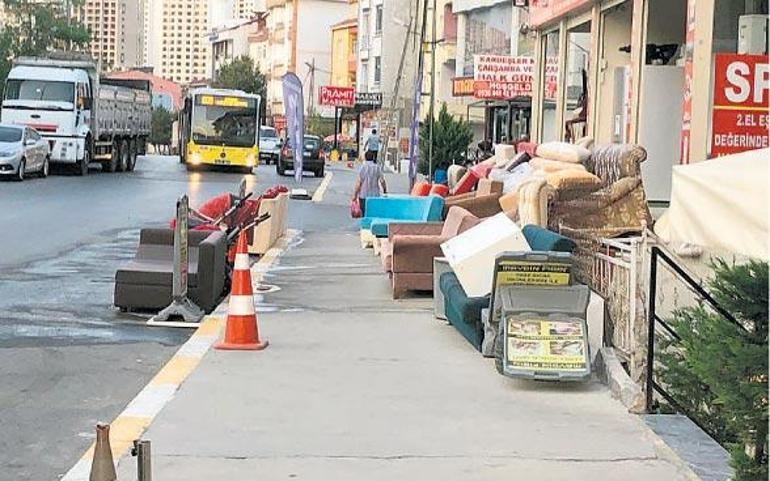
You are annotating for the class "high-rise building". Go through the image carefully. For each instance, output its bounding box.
[74,0,145,70]
[144,0,211,85]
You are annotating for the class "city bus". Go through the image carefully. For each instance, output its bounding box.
[178,88,261,172]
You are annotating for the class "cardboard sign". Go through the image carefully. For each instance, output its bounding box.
[319,86,355,108]
[505,317,587,372]
[711,54,770,157]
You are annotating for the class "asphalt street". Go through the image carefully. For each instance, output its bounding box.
[0,155,328,481]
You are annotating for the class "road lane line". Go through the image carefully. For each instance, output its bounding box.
[312,171,333,203]
[60,231,296,481]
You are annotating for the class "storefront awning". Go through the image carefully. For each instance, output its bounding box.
[654,149,770,260]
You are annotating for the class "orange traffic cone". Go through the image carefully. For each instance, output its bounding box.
[215,231,268,350]
[89,424,116,481]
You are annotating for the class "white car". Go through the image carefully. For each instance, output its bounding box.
[258,126,281,165]
[0,124,50,181]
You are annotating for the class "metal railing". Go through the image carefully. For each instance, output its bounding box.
[645,245,747,439]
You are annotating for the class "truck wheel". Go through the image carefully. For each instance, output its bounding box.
[105,140,120,172]
[125,140,137,171]
[77,148,90,176]
[119,140,130,172]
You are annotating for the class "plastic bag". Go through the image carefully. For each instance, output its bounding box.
[350,198,363,218]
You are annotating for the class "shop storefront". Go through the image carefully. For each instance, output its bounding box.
[526,0,769,203]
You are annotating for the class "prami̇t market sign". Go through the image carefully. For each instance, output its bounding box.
[711,54,769,157]
[473,55,534,100]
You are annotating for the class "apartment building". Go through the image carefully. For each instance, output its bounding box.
[209,14,267,80]
[74,0,145,70]
[144,0,211,85]
[264,0,349,117]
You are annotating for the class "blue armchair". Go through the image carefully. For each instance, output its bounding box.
[361,196,445,238]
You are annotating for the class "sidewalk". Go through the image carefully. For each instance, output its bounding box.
[111,219,691,480]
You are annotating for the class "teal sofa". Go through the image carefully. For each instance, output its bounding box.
[439,225,577,352]
[361,196,445,238]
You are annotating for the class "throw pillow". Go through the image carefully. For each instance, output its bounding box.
[530,157,588,173]
[545,170,602,190]
[535,141,591,163]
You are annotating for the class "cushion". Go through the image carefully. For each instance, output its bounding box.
[545,170,602,190]
[517,141,538,157]
[429,184,450,197]
[521,224,576,252]
[530,157,588,173]
[453,170,479,195]
[471,163,493,179]
[535,141,591,163]
[575,136,594,149]
[411,181,432,196]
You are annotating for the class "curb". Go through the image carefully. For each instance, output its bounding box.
[635,416,703,481]
[59,230,299,481]
[594,346,645,413]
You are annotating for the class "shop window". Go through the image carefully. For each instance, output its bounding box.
[540,30,560,143]
[564,21,591,142]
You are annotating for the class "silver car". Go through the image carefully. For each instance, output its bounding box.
[0,124,50,181]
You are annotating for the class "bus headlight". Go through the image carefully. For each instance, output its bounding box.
[246,153,256,166]
[190,152,202,165]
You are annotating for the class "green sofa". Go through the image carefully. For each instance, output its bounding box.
[439,225,577,352]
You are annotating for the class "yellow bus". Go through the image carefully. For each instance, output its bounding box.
[178,88,261,172]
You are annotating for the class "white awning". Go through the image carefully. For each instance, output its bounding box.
[655,149,770,260]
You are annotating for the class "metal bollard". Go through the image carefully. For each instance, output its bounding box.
[131,439,152,481]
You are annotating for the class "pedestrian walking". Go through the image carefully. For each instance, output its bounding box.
[351,153,387,218]
[363,128,381,161]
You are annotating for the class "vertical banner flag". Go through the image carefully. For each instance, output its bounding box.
[282,73,305,183]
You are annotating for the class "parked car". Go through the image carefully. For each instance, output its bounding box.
[259,125,281,165]
[277,134,325,177]
[0,124,50,181]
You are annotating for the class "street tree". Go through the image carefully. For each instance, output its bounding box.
[0,0,91,94]
[150,107,174,154]
[418,103,473,176]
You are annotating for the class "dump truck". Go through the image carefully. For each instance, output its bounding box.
[1,52,151,175]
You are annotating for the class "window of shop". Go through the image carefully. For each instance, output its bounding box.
[539,30,560,142]
[563,21,591,142]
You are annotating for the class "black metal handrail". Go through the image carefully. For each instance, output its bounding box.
[645,245,749,440]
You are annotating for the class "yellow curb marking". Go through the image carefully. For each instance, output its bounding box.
[195,315,223,336]
[312,171,333,203]
[149,356,202,386]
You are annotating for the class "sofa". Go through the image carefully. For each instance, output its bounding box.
[382,206,480,299]
[114,228,227,313]
[442,179,503,218]
[249,192,288,255]
[360,195,445,244]
[439,225,576,351]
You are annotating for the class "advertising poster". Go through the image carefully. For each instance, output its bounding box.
[506,317,587,372]
[495,261,571,287]
[282,73,305,183]
[710,53,770,157]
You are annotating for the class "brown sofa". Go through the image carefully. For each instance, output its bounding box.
[443,179,503,218]
[382,206,481,299]
[114,228,227,313]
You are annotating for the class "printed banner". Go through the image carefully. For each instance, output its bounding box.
[710,53,770,157]
[282,73,305,183]
[473,55,534,99]
[679,0,696,164]
[319,86,355,108]
[506,317,587,371]
[495,261,571,287]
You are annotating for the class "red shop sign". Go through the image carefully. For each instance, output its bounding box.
[710,54,770,157]
[319,86,355,108]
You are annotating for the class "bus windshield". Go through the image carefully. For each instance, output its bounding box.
[191,95,257,147]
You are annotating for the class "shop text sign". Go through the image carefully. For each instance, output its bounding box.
[319,86,355,108]
[473,55,534,100]
[452,77,475,97]
[711,54,770,157]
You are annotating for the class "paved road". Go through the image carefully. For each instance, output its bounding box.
[0,156,325,481]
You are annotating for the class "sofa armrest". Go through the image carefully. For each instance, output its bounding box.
[446,193,502,219]
[197,231,227,312]
[387,222,443,241]
[392,235,446,273]
[140,228,174,246]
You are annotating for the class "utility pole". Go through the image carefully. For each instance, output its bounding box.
[427,0,437,181]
